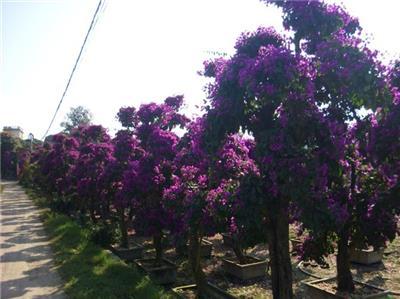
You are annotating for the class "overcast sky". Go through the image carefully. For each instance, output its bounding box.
[1,0,399,139]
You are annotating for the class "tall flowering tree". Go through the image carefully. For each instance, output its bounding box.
[212,134,265,263]
[70,125,113,222]
[37,133,80,211]
[201,24,338,297]
[121,96,188,264]
[100,107,143,247]
[263,0,394,293]
[164,118,260,297]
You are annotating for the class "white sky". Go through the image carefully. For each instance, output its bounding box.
[1,0,399,139]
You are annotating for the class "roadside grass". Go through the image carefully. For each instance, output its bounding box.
[26,188,176,299]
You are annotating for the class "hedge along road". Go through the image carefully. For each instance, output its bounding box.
[0,181,66,299]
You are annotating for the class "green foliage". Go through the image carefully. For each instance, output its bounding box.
[60,106,92,133]
[28,198,176,299]
[89,222,120,248]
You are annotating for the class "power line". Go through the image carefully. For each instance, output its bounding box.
[41,0,104,140]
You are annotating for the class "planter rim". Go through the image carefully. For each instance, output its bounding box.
[201,239,212,245]
[350,247,385,253]
[172,282,237,299]
[222,256,268,268]
[304,277,391,298]
[135,257,177,269]
[111,241,144,251]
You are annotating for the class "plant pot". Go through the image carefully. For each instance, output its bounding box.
[349,247,384,265]
[223,256,268,280]
[303,277,391,299]
[290,238,302,252]
[175,239,213,258]
[134,257,177,285]
[221,233,234,247]
[173,282,237,299]
[110,242,144,262]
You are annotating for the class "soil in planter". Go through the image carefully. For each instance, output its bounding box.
[173,284,237,299]
[160,230,400,298]
[311,278,389,298]
[301,236,400,296]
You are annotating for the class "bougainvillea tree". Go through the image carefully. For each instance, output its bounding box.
[211,134,267,264]
[163,118,212,295]
[262,0,394,294]
[121,96,188,264]
[164,117,261,297]
[99,107,143,247]
[37,133,80,211]
[70,125,113,222]
[201,22,342,296]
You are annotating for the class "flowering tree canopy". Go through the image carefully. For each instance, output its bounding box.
[121,96,188,263]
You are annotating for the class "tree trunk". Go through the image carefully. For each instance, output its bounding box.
[118,208,128,248]
[189,231,207,299]
[336,161,355,292]
[231,239,247,264]
[153,230,163,266]
[267,207,293,299]
[90,209,97,223]
[336,229,354,292]
[102,198,110,221]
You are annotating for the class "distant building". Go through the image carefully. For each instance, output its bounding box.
[2,126,23,139]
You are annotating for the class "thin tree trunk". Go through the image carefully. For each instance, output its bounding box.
[102,198,110,221]
[153,231,163,266]
[118,208,128,248]
[267,207,293,299]
[337,229,355,292]
[89,198,97,223]
[189,231,207,299]
[336,161,356,292]
[232,239,247,264]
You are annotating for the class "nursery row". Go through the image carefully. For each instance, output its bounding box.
[17,1,399,298]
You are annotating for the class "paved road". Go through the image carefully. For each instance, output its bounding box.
[0,181,66,299]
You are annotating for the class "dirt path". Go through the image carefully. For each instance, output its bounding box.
[0,181,66,299]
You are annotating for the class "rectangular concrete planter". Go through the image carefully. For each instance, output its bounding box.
[223,256,268,280]
[350,247,384,265]
[173,282,237,299]
[303,277,390,299]
[110,242,144,262]
[134,257,177,285]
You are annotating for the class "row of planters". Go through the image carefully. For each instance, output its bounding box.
[19,0,400,298]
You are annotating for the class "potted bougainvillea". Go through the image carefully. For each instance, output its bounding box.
[70,125,113,223]
[37,133,80,214]
[165,118,242,298]
[201,21,341,297]
[263,1,397,297]
[102,108,145,260]
[211,134,269,280]
[121,96,188,284]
